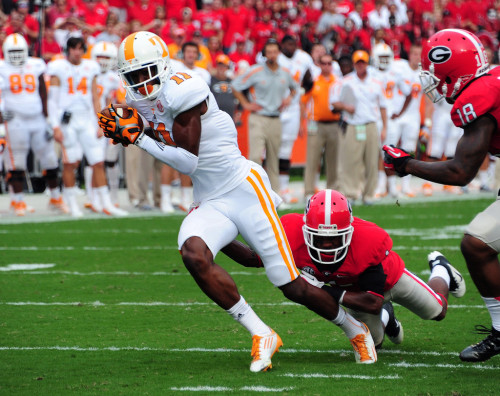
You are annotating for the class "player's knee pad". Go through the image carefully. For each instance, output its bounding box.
[279,159,291,173]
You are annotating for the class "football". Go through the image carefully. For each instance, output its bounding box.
[100,104,143,129]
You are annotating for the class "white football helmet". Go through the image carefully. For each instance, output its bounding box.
[117,31,171,101]
[92,41,118,73]
[303,189,354,266]
[371,43,394,71]
[3,33,28,67]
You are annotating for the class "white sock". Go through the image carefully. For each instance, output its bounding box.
[388,175,397,194]
[479,170,489,187]
[332,307,367,339]
[401,175,411,192]
[376,170,387,192]
[482,296,500,331]
[84,166,93,201]
[14,192,23,202]
[91,188,103,212]
[63,186,78,211]
[161,184,172,200]
[106,165,120,205]
[280,174,290,193]
[49,187,61,200]
[226,296,270,337]
[181,186,192,204]
[429,264,450,287]
[381,308,389,328]
[96,185,114,210]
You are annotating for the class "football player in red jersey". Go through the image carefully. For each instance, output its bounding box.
[222,189,465,351]
[383,28,500,362]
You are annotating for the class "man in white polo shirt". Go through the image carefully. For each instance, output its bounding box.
[331,50,387,205]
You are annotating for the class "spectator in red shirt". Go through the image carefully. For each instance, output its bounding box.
[108,0,128,23]
[463,0,494,30]
[195,0,224,43]
[5,2,38,46]
[127,0,156,26]
[39,26,63,62]
[143,5,169,36]
[250,9,275,55]
[228,33,254,70]
[207,35,224,69]
[222,0,253,51]
[47,0,74,28]
[79,0,109,34]
[164,0,197,21]
[177,7,200,41]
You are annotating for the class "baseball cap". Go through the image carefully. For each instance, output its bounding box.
[352,50,369,63]
[216,54,230,66]
[234,33,246,44]
[173,28,185,37]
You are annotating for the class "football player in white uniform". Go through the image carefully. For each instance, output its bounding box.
[48,37,126,217]
[92,41,123,207]
[0,33,65,216]
[370,43,413,198]
[278,35,315,204]
[98,31,377,371]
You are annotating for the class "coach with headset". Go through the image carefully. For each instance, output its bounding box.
[232,39,298,194]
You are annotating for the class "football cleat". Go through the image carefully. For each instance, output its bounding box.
[383,302,404,344]
[161,196,175,213]
[422,182,433,196]
[349,322,377,364]
[102,205,128,217]
[49,197,70,214]
[11,201,26,216]
[281,189,298,204]
[428,251,466,298]
[250,329,283,372]
[460,325,500,362]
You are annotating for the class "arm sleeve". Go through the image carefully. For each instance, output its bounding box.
[357,264,387,296]
[48,85,62,128]
[135,134,198,175]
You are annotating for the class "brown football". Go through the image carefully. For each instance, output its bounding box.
[100,104,143,129]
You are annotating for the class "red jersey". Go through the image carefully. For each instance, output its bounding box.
[281,213,405,293]
[451,66,500,156]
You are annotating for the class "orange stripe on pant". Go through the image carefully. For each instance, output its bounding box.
[4,122,15,170]
[246,168,299,281]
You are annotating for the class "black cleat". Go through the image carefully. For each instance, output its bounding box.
[383,302,404,344]
[460,325,500,362]
[428,251,466,298]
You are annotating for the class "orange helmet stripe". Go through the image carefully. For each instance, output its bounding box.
[103,42,107,51]
[123,33,138,61]
[13,34,18,45]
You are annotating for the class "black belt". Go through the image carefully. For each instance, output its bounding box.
[260,114,280,118]
[317,120,339,124]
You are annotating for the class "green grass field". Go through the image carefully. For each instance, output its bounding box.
[1,197,499,395]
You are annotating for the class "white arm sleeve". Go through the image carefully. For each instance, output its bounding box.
[135,134,198,175]
[48,85,62,128]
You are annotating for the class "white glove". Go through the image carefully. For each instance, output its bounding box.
[300,272,325,288]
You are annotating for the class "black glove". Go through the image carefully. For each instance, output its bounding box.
[382,144,412,177]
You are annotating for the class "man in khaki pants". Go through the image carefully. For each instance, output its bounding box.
[301,53,342,201]
[331,50,387,205]
[232,39,297,193]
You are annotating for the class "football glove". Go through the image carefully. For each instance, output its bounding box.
[382,145,412,177]
[97,104,142,147]
[300,272,325,288]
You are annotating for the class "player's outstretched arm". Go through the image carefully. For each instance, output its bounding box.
[404,116,494,186]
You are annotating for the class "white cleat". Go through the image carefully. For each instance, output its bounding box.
[160,199,175,214]
[428,251,466,298]
[249,329,283,372]
[70,206,83,218]
[350,322,377,364]
[103,205,128,217]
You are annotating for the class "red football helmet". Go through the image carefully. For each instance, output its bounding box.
[420,29,489,103]
[303,190,354,265]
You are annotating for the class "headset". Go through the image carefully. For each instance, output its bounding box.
[65,36,87,56]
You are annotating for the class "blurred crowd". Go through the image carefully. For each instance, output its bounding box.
[1,0,500,217]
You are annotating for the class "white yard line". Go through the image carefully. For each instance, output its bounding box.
[388,362,499,370]
[170,386,294,392]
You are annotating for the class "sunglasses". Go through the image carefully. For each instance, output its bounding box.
[320,61,332,65]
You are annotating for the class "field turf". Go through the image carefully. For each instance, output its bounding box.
[1,197,499,395]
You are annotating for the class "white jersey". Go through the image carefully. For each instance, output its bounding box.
[170,59,211,85]
[47,58,100,113]
[96,70,121,108]
[399,63,423,119]
[371,60,411,117]
[0,57,46,116]
[278,49,314,109]
[127,70,251,203]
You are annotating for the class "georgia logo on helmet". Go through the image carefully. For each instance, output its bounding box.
[371,43,394,72]
[117,31,171,101]
[302,189,354,266]
[419,28,489,103]
[92,41,118,73]
[3,33,28,67]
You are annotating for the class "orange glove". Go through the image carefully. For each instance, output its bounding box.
[97,104,142,146]
[0,137,5,154]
